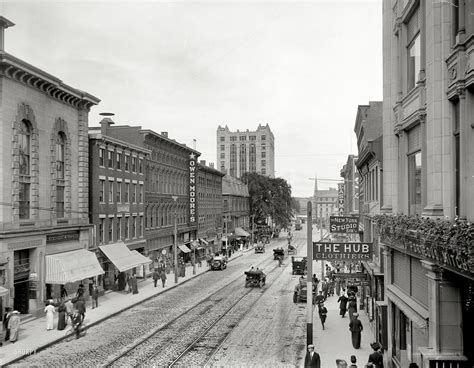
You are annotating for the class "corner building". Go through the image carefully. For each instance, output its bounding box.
[216,124,275,178]
[0,17,102,316]
[382,1,473,366]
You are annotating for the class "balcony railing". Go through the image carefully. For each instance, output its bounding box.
[374,214,473,278]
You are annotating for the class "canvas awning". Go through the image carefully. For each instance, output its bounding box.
[387,286,428,329]
[46,249,104,284]
[99,242,152,272]
[235,227,250,237]
[178,244,191,253]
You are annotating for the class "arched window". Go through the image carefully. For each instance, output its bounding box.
[56,132,66,179]
[19,120,31,176]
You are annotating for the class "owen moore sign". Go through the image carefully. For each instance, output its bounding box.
[189,152,197,225]
[329,216,359,234]
[313,242,373,261]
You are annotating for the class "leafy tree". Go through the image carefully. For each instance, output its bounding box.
[241,173,296,230]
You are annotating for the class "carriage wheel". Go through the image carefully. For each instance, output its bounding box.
[293,293,297,303]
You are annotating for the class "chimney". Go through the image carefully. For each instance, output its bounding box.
[99,112,115,135]
[209,163,214,169]
[0,17,15,52]
[200,160,206,166]
[161,132,168,138]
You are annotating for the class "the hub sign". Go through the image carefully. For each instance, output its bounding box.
[329,216,359,234]
[313,242,373,261]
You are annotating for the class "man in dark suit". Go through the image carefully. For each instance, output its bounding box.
[349,313,364,349]
[304,344,321,368]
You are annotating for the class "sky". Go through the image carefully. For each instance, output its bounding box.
[1,0,382,197]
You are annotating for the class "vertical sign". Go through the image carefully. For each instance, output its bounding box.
[189,153,197,224]
[338,183,344,215]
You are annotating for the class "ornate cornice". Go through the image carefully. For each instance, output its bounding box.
[0,52,100,110]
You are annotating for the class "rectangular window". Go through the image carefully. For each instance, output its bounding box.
[132,183,137,203]
[99,148,105,167]
[131,157,137,172]
[116,217,121,240]
[249,135,256,141]
[125,216,129,239]
[407,34,420,91]
[116,152,122,170]
[56,186,65,218]
[125,155,130,171]
[99,218,104,244]
[408,151,422,215]
[261,168,266,175]
[220,152,225,159]
[138,159,143,174]
[109,181,114,203]
[108,218,113,242]
[139,184,144,203]
[99,180,105,202]
[108,151,113,168]
[261,160,266,167]
[140,216,144,236]
[261,135,266,141]
[220,145,225,151]
[239,136,246,141]
[220,136,225,142]
[125,183,130,203]
[116,182,122,202]
[230,136,237,142]
[132,216,136,238]
[261,151,266,158]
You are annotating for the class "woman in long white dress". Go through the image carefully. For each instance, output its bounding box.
[44,300,55,330]
[8,311,21,342]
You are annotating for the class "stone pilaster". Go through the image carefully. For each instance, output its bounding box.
[77,106,90,222]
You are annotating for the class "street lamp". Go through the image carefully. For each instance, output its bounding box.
[172,195,178,284]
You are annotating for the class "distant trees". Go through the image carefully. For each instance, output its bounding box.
[241,173,297,230]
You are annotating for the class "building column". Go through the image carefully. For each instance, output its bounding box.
[382,244,393,362]
[420,260,466,362]
[397,130,408,213]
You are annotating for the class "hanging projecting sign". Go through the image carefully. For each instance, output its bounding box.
[312,242,373,261]
[329,216,359,234]
[338,183,344,215]
[189,152,197,225]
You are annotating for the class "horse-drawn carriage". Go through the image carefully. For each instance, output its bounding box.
[244,270,266,288]
[291,256,307,275]
[273,247,285,260]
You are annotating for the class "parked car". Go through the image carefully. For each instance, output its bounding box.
[291,256,307,275]
[293,278,316,303]
[210,256,228,270]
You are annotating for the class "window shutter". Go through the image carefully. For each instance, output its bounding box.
[393,251,410,293]
[407,124,421,152]
[411,258,428,306]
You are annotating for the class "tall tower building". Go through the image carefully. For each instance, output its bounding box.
[216,124,275,178]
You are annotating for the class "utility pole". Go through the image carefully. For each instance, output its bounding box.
[172,196,178,284]
[306,201,313,346]
[320,207,325,281]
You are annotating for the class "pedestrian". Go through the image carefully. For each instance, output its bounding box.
[349,313,363,349]
[71,309,83,339]
[304,344,321,368]
[57,301,66,331]
[368,342,384,368]
[348,296,357,320]
[91,284,99,309]
[315,290,325,306]
[3,307,11,342]
[60,285,68,300]
[336,359,348,368]
[335,278,341,296]
[127,273,132,293]
[131,274,138,294]
[160,269,167,287]
[64,297,74,324]
[75,283,84,299]
[152,269,159,287]
[318,303,328,330]
[349,355,357,368]
[322,279,329,299]
[8,311,20,343]
[338,293,349,318]
[44,300,55,330]
[75,295,86,322]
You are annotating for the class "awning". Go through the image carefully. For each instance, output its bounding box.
[99,242,152,272]
[199,239,209,245]
[46,249,104,284]
[235,227,250,237]
[178,244,191,253]
[0,286,9,297]
[387,286,428,329]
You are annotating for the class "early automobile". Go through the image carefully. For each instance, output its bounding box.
[273,247,285,260]
[293,278,317,303]
[291,256,307,275]
[244,270,266,288]
[287,244,297,255]
[210,256,228,270]
[255,242,265,253]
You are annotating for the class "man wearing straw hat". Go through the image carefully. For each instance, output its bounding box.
[304,344,321,368]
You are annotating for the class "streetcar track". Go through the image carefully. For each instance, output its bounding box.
[102,248,283,368]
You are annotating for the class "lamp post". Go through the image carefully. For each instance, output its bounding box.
[192,241,196,275]
[172,195,178,284]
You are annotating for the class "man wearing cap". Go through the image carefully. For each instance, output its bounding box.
[349,312,363,349]
[304,344,321,368]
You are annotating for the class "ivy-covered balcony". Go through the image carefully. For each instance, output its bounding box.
[373,214,473,278]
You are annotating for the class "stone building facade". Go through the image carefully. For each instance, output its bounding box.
[381,1,473,366]
[216,124,275,178]
[0,17,101,316]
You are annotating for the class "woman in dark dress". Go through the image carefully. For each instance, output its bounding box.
[57,302,67,330]
[368,342,384,368]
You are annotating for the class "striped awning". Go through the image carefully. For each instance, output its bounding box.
[99,242,152,272]
[235,227,250,237]
[46,249,104,284]
[178,244,191,253]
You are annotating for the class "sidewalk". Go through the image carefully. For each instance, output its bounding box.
[0,247,252,366]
